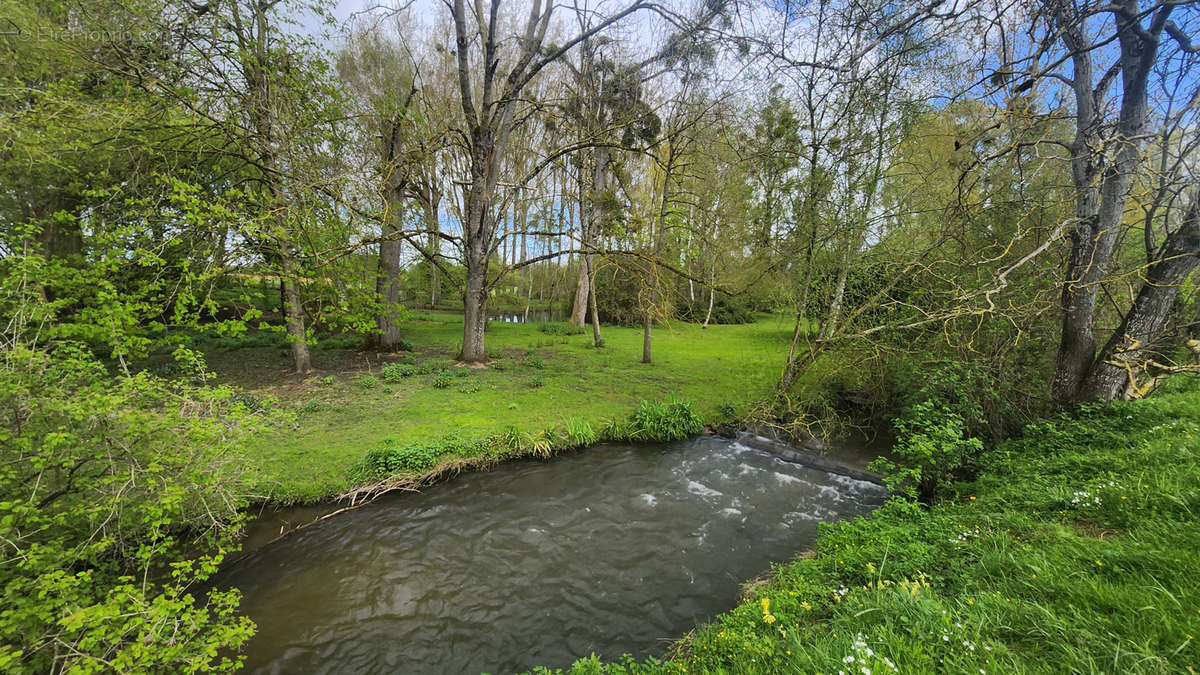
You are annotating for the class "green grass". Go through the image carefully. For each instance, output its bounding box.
[527,391,1200,674]
[209,313,794,501]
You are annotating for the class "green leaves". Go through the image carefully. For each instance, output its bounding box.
[872,400,983,500]
[0,346,261,671]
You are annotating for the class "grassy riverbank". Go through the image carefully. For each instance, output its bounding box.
[530,390,1200,674]
[204,312,795,501]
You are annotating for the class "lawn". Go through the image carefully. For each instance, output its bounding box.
[204,312,796,501]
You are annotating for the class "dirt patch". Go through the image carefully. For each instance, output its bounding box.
[1072,519,1119,540]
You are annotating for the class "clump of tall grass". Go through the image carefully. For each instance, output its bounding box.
[559,418,598,448]
[627,395,704,442]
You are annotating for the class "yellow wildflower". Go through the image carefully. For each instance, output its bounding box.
[764,614,777,624]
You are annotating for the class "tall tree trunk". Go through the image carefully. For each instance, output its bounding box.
[375,234,405,350]
[279,249,312,374]
[570,166,591,326]
[1082,197,1200,401]
[702,270,715,329]
[424,195,441,308]
[1051,3,1166,404]
[586,254,603,346]
[570,261,590,326]
[642,311,653,364]
[462,262,488,362]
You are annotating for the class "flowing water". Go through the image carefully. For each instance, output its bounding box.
[220,434,887,675]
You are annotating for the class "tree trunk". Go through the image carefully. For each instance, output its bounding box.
[461,259,489,362]
[1051,4,1164,404]
[820,255,851,340]
[570,256,589,326]
[702,275,715,329]
[279,249,312,374]
[642,311,653,364]
[1082,197,1200,401]
[423,195,441,308]
[375,233,405,350]
[586,254,603,347]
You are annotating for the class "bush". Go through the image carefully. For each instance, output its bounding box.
[524,355,546,369]
[231,391,267,412]
[357,441,441,477]
[359,374,379,389]
[458,381,481,394]
[528,376,544,389]
[870,400,983,500]
[677,295,757,325]
[297,399,323,414]
[627,396,704,441]
[0,346,257,672]
[381,362,417,382]
[432,372,452,389]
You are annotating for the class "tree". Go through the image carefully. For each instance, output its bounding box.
[1040,0,1200,402]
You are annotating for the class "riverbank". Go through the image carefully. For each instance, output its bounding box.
[532,389,1200,673]
[204,313,795,502]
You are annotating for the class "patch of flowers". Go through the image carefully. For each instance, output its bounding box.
[836,633,897,675]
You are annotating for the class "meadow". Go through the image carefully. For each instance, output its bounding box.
[199,312,796,501]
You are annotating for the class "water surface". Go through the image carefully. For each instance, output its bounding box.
[221,434,887,674]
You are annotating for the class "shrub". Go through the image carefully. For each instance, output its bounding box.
[524,355,546,369]
[628,396,704,441]
[870,400,983,500]
[0,346,257,672]
[359,374,379,389]
[528,375,544,389]
[297,399,323,414]
[453,366,471,378]
[381,362,417,382]
[321,375,335,385]
[458,381,481,394]
[357,441,441,477]
[231,392,266,412]
[678,296,757,325]
[432,372,452,389]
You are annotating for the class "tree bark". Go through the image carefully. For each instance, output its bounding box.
[587,254,603,346]
[642,311,653,364]
[1082,196,1200,401]
[422,189,441,308]
[1051,1,1171,404]
[375,232,405,350]
[279,249,312,373]
[702,272,715,329]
